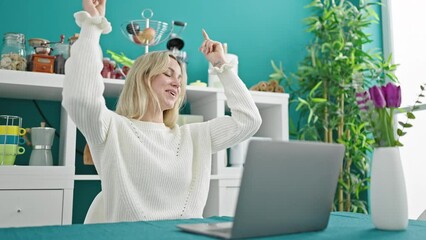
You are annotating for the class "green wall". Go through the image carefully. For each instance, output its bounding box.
[0,0,313,87]
[0,0,383,223]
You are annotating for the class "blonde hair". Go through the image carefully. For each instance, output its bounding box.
[115,51,187,128]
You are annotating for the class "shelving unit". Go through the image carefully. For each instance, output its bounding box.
[0,69,288,225]
[0,69,77,227]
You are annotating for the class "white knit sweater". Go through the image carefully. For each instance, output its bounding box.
[62,11,262,222]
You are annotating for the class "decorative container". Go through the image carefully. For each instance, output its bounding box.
[370,147,408,230]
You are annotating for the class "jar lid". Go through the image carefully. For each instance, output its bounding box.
[3,32,25,44]
[28,38,50,47]
[52,42,69,51]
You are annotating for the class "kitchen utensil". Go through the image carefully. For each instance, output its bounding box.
[121,9,174,53]
[28,123,55,166]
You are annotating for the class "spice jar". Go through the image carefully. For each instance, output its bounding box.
[52,43,69,74]
[52,35,69,74]
[26,45,35,71]
[0,33,27,71]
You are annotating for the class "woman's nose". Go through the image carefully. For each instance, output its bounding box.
[172,78,181,87]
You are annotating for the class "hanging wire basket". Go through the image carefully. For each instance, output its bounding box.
[120,9,173,53]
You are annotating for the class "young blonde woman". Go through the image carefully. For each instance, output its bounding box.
[63,0,262,222]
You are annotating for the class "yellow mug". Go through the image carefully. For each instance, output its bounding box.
[0,144,25,155]
[0,126,26,136]
[0,154,17,165]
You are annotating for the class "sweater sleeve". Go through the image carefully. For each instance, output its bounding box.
[208,65,262,153]
[62,11,113,145]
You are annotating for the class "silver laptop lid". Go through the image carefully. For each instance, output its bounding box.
[231,140,345,239]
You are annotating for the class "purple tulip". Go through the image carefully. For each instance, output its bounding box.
[382,82,401,108]
[369,85,386,108]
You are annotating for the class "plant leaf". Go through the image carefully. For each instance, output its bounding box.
[271,60,281,72]
[397,129,406,136]
[309,81,323,98]
[311,98,327,103]
[406,112,415,119]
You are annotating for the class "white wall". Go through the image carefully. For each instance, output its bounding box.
[382,0,426,220]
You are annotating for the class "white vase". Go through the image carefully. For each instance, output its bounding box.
[370,147,408,230]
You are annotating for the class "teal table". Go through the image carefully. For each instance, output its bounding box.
[1,212,426,239]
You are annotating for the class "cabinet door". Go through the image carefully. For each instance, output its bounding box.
[0,190,63,227]
[219,179,241,217]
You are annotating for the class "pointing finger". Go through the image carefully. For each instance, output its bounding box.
[202,29,210,40]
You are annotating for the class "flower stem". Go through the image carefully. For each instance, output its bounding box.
[389,108,396,146]
[380,108,395,147]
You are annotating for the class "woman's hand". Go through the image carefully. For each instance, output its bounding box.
[83,0,106,17]
[199,29,227,68]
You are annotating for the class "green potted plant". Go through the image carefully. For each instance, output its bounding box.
[275,0,391,213]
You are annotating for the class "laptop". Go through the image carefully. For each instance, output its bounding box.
[177,140,345,239]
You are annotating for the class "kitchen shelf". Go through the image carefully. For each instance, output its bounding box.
[0,69,287,107]
[0,69,221,101]
[74,173,243,181]
[0,69,130,101]
[0,166,74,189]
[74,174,100,181]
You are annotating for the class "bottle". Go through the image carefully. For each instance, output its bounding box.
[26,45,35,71]
[0,33,27,71]
[52,34,69,74]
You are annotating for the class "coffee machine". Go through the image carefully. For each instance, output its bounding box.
[28,122,55,166]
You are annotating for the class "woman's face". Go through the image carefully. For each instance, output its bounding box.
[151,57,182,111]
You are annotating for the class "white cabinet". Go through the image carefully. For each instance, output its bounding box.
[204,178,241,217]
[0,166,74,227]
[0,69,288,223]
[0,70,76,227]
[0,189,63,227]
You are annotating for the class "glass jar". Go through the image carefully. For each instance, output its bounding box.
[26,44,35,71]
[52,42,69,74]
[0,33,27,71]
